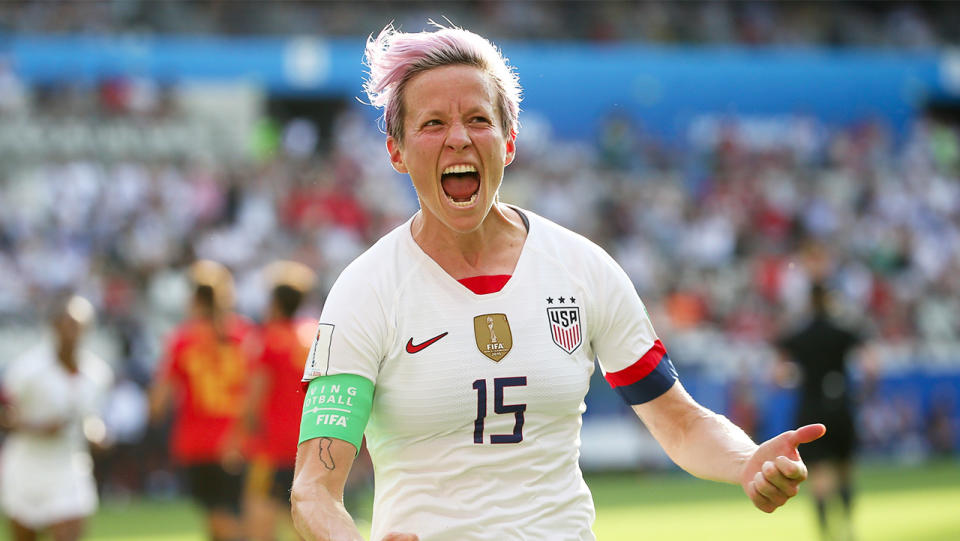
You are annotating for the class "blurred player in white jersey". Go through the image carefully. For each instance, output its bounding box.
[0,295,113,541]
[291,22,826,541]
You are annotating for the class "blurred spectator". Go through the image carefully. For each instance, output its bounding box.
[0,2,955,50]
[97,370,150,499]
[926,388,957,457]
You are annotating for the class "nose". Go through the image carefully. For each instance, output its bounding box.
[445,121,471,151]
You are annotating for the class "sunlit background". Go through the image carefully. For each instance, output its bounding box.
[0,1,958,540]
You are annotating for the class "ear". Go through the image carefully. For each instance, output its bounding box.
[503,130,517,166]
[386,136,408,174]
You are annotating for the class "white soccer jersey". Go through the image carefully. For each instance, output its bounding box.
[304,208,677,541]
[0,344,113,528]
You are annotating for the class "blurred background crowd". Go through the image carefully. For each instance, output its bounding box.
[0,0,958,503]
[1,0,958,48]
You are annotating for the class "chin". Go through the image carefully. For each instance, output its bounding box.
[444,216,485,235]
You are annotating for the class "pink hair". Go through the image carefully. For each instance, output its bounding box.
[363,21,522,143]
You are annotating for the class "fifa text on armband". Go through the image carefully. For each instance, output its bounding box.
[315,414,349,427]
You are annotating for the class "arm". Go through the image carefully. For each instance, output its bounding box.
[149,343,179,425]
[290,437,366,541]
[148,377,173,424]
[634,381,825,513]
[0,405,67,436]
[0,374,67,436]
[242,366,270,434]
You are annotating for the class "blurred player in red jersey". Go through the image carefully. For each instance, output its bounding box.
[150,260,256,541]
[242,261,316,541]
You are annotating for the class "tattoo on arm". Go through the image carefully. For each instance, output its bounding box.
[318,438,336,470]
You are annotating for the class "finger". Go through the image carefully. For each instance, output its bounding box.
[791,424,827,446]
[774,455,807,481]
[753,470,788,508]
[762,460,799,498]
[748,480,778,514]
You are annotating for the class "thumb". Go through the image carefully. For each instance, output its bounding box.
[792,423,827,446]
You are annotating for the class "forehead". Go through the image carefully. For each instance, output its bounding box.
[403,64,498,116]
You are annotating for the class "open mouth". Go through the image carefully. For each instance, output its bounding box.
[441,164,480,207]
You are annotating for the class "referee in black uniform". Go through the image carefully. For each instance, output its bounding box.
[776,282,863,541]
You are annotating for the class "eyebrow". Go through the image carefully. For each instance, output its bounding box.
[415,105,493,120]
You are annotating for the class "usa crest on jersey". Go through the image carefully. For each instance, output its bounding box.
[547,306,582,354]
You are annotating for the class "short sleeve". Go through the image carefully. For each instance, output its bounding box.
[587,247,677,405]
[302,263,390,385]
[1,355,32,405]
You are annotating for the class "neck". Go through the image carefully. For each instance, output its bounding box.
[57,343,79,373]
[412,203,526,278]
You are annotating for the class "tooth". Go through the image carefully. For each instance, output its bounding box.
[449,193,478,207]
[443,164,477,175]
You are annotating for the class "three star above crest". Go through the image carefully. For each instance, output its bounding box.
[546,296,577,304]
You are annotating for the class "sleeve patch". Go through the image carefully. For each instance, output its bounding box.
[302,323,334,383]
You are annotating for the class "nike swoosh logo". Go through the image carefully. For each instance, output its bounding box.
[406,332,449,354]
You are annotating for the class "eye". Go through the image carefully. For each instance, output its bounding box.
[422,119,442,128]
[470,116,491,125]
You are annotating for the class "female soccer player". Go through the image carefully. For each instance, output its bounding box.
[292,22,825,541]
[0,295,113,541]
[150,260,255,541]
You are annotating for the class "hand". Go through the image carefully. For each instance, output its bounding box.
[0,405,15,431]
[381,533,419,541]
[219,429,245,475]
[739,423,826,513]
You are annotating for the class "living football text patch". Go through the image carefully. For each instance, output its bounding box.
[299,373,374,454]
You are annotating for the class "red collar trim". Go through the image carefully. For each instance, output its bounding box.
[458,275,512,295]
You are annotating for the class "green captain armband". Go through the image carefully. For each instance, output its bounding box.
[299,373,374,454]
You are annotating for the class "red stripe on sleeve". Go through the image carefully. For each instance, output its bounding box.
[604,339,667,388]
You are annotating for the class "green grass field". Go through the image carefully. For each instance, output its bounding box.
[3,460,958,540]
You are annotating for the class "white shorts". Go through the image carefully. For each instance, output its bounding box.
[0,440,98,529]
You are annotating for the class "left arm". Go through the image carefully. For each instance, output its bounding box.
[242,365,270,434]
[634,381,825,513]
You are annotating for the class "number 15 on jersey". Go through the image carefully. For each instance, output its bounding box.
[472,377,527,444]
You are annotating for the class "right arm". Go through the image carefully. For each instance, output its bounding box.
[148,377,173,423]
[294,260,418,541]
[0,406,66,436]
[291,436,420,541]
[290,437,365,541]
